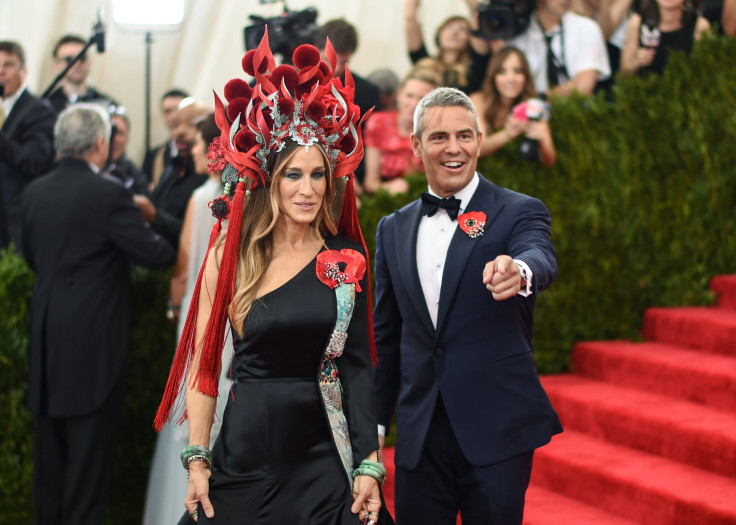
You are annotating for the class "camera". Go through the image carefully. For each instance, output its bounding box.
[244,7,319,60]
[476,0,536,40]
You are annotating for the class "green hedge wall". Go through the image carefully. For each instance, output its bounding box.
[1,35,735,524]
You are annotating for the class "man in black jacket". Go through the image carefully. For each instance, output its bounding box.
[133,98,209,249]
[21,103,175,525]
[47,34,117,114]
[0,40,56,249]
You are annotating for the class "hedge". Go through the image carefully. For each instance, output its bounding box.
[1,35,735,524]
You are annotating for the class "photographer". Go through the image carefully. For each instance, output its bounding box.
[620,0,709,75]
[507,0,611,97]
[470,46,556,166]
[104,106,150,196]
[405,0,497,94]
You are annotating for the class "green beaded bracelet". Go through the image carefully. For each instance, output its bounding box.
[353,467,385,484]
[180,445,213,471]
[359,459,387,477]
[353,458,387,484]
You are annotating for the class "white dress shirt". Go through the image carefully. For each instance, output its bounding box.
[417,175,480,327]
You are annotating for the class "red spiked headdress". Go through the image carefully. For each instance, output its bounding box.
[154,29,375,431]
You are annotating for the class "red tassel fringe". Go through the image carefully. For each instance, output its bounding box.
[153,181,246,431]
[194,181,246,396]
[153,219,223,431]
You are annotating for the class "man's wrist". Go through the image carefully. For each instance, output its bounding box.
[513,259,533,296]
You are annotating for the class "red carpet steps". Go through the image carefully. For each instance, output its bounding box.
[381,275,736,523]
[528,275,736,524]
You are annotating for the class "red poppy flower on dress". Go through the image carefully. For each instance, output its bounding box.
[458,211,487,239]
[316,249,366,292]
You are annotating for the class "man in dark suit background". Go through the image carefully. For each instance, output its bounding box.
[0,41,56,250]
[373,87,562,524]
[47,34,118,114]
[133,98,209,250]
[21,103,175,525]
[141,88,189,188]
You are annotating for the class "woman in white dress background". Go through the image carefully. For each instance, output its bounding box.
[143,113,233,525]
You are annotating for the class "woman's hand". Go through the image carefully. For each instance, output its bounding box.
[525,120,557,167]
[524,120,551,142]
[185,462,214,522]
[351,475,381,524]
[635,47,656,68]
[504,114,528,140]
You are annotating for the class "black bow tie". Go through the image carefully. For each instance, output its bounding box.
[421,192,461,221]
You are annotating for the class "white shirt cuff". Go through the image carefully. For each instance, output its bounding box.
[377,424,386,437]
[513,259,533,297]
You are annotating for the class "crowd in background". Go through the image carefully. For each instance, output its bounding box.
[0,0,734,522]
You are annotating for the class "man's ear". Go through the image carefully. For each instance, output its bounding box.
[410,133,422,159]
[95,135,108,152]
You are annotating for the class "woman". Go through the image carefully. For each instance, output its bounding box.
[470,46,556,166]
[405,0,492,94]
[143,114,234,525]
[363,66,440,195]
[154,32,390,525]
[620,0,710,75]
[572,0,634,84]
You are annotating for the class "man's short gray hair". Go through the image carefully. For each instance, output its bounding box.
[54,103,111,159]
[413,87,481,140]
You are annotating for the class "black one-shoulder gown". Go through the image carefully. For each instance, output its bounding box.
[184,242,391,525]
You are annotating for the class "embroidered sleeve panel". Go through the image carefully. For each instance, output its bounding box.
[319,283,357,479]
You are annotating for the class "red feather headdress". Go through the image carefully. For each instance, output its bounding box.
[154,29,375,431]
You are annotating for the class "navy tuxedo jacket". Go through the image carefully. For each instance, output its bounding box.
[373,175,562,469]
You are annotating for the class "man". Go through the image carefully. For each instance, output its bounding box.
[508,0,610,97]
[106,105,149,195]
[47,34,117,114]
[142,88,190,187]
[314,19,380,186]
[134,98,208,249]
[373,87,562,524]
[0,40,56,249]
[20,103,175,525]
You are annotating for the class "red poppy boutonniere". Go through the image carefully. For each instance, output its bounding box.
[316,249,366,292]
[457,211,487,238]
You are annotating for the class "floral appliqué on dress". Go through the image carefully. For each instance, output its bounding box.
[315,248,366,480]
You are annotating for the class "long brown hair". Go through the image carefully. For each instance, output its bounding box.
[480,46,536,132]
[226,140,337,335]
[431,16,472,89]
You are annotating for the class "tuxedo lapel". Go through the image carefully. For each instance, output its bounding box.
[394,201,436,337]
[436,178,505,337]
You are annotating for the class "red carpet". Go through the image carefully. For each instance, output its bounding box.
[382,275,736,524]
